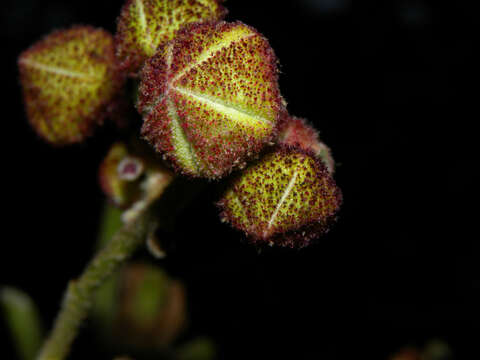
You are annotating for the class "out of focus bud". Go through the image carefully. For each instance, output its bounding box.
[177,337,216,360]
[99,141,174,221]
[115,0,227,75]
[93,263,187,350]
[390,348,421,360]
[18,26,123,145]
[119,263,187,348]
[389,340,453,360]
[218,146,342,248]
[279,115,335,173]
[138,21,285,179]
[423,340,453,360]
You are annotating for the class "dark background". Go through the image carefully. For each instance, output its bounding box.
[1,0,477,359]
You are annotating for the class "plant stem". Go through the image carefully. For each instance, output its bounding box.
[36,209,155,360]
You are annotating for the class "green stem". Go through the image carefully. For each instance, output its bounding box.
[36,209,155,360]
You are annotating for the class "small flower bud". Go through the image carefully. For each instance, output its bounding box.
[423,340,453,360]
[218,146,342,248]
[18,26,123,145]
[118,263,187,348]
[117,156,145,181]
[177,337,216,360]
[99,142,143,207]
[93,263,187,350]
[99,141,173,216]
[115,0,227,75]
[279,114,335,173]
[138,21,285,179]
[390,349,421,360]
[390,341,453,360]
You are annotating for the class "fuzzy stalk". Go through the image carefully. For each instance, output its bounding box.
[36,208,156,360]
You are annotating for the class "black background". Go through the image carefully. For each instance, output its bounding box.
[1,0,478,359]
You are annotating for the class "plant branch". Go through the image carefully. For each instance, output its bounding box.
[36,208,156,360]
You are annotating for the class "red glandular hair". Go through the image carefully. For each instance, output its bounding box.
[218,145,343,248]
[115,0,227,75]
[19,26,124,145]
[138,21,286,179]
[279,114,335,173]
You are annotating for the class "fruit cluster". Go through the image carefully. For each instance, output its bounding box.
[19,0,342,248]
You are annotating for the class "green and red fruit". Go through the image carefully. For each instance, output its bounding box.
[218,145,342,248]
[115,0,227,75]
[18,26,123,145]
[138,21,285,179]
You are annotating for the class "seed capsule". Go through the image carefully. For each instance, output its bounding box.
[18,26,123,145]
[279,114,335,173]
[218,146,342,248]
[138,21,285,179]
[115,0,227,75]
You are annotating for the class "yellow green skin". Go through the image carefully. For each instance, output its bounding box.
[139,21,285,179]
[115,0,227,75]
[218,146,342,248]
[18,26,123,145]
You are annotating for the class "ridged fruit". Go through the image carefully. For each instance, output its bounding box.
[115,0,227,74]
[218,145,342,248]
[139,21,285,179]
[19,26,123,145]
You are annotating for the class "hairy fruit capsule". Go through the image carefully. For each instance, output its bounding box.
[138,21,285,179]
[218,146,342,248]
[18,26,123,145]
[115,0,227,75]
[279,115,335,173]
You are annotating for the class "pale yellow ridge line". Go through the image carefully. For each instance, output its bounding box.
[164,42,200,172]
[167,97,199,172]
[136,0,153,52]
[173,87,273,127]
[19,59,98,80]
[171,31,256,83]
[265,171,299,234]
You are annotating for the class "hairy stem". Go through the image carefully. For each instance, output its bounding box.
[36,209,155,360]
